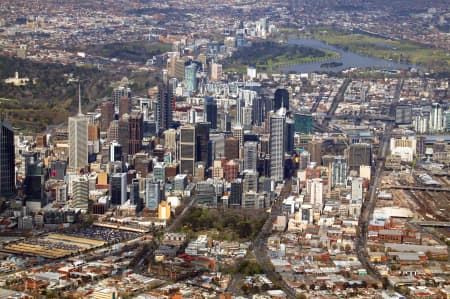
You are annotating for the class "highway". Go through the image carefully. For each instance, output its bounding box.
[252,180,298,298]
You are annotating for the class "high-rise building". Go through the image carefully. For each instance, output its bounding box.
[184,63,199,93]
[0,121,15,196]
[210,62,222,81]
[110,173,127,206]
[157,81,173,132]
[119,97,130,119]
[195,122,210,165]
[243,141,258,171]
[351,177,363,201]
[69,87,88,170]
[224,137,239,160]
[348,143,372,171]
[164,129,177,151]
[429,103,444,133]
[294,113,313,134]
[204,97,218,129]
[308,139,322,164]
[269,108,287,182]
[309,178,323,207]
[395,104,412,125]
[145,179,160,210]
[128,112,143,155]
[274,88,289,111]
[224,160,239,182]
[331,156,347,188]
[229,179,243,207]
[180,125,196,175]
[110,141,122,162]
[100,101,114,132]
[72,176,89,210]
[112,86,131,113]
[118,118,129,157]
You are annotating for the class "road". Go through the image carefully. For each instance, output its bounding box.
[252,180,298,298]
[354,77,403,290]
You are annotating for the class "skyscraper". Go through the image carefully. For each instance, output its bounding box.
[145,179,160,210]
[110,173,127,206]
[0,121,15,196]
[112,86,131,113]
[269,108,287,182]
[348,143,372,171]
[196,122,210,165]
[180,125,196,175]
[69,86,88,170]
[274,88,289,111]
[157,80,173,132]
[331,156,347,188]
[72,176,89,210]
[429,103,444,133]
[204,97,217,129]
[184,63,199,93]
[100,101,114,132]
[294,113,313,134]
[128,112,143,155]
[243,141,258,171]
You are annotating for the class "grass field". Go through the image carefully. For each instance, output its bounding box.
[284,27,450,72]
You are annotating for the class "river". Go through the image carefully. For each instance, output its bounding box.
[280,38,417,73]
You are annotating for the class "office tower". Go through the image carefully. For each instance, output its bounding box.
[242,107,253,130]
[195,122,210,167]
[153,162,166,182]
[72,176,89,210]
[445,110,450,132]
[395,104,412,125]
[243,170,258,193]
[309,178,323,207]
[243,141,258,171]
[175,58,190,81]
[118,118,129,157]
[195,181,217,207]
[224,137,239,160]
[294,113,313,134]
[252,97,265,127]
[274,88,289,111]
[331,156,347,188]
[110,141,122,162]
[204,97,217,129]
[145,179,160,210]
[348,143,372,171]
[308,139,322,164]
[128,112,143,155]
[164,129,177,151]
[112,86,131,113]
[210,62,222,81]
[50,160,67,180]
[229,179,243,207]
[108,120,119,142]
[68,87,88,170]
[210,133,225,159]
[119,97,130,119]
[429,103,444,133]
[299,151,310,170]
[100,101,114,132]
[157,81,173,132]
[269,109,287,182]
[351,177,363,201]
[285,116,295,154]
[0,121,15,196]
[130,179,141,209]
[184,63,199,93]
[224,160,239,182]
[207,140,215,169]
[110,173,127,206]
[180,125,196,175]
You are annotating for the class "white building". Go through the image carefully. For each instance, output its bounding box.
[390,136,416,162]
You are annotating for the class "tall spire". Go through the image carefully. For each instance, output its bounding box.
[78,83,83,116]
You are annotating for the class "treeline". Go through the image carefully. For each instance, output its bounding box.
[180,207,267,241]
